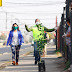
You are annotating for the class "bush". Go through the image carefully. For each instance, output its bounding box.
[0,34,6,40]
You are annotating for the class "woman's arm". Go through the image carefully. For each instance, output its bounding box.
[6,31,11,46]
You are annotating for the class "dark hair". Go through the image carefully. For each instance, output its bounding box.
[12,23,20,31]
[66,18,70,23]
[35,19,37,23]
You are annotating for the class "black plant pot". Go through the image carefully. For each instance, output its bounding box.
[38,60,46,72]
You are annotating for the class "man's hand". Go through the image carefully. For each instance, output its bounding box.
[54,26,58,30]
[25,24,32,32]
[25,24,27,28]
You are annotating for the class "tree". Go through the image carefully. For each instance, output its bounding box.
[0,34,6,40]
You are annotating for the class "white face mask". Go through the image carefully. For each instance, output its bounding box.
[36,22,40,25]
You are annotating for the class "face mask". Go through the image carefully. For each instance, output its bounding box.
[36,22,40,25]
[13,26,18,30]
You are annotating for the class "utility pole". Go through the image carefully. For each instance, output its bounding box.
[6,12,7,32]
[60,16,63,52]
[1,8,8,33]
[1,7,8,40]
[56,16,57,51]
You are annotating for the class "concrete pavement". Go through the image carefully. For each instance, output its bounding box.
[0,44,65,72]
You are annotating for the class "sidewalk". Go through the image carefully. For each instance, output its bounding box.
[0,53,38,72]
[0,44,65,72]
[45,44,65,72]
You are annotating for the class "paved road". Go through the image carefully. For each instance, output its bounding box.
[0,44,34,66]
[0,45,31,54]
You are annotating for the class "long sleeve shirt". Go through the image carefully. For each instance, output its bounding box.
[25,24,55,32]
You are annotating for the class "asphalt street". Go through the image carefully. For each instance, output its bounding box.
[0,45,31,54]
[0,44,34,66]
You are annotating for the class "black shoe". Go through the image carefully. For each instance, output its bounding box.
[35,61,37,65]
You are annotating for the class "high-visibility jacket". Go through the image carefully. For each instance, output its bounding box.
[32,25,44,41]
[25,23,55,41]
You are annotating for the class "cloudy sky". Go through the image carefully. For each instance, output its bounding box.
[0,0,66,31]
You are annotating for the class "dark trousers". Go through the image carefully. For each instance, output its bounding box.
[34,42,40,61]
[35,50,40,61]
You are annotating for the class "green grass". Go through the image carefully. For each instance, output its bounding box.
[55,49,60,53]
[63,60,70,71]
[58,56,62,58]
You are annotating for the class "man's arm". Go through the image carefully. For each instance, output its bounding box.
[25,25,32,32]
[44,26,55,32]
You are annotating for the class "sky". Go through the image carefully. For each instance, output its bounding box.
[0,0,66,32]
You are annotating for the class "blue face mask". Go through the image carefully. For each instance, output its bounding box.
[13,26,18,30]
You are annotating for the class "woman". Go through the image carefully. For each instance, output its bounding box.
[7,23,24,65]
[62,18,71,70]
[62,18,71,51]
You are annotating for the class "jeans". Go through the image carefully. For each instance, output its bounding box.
[34,42,37,56]
[11,45,20,63]
[34,42,40,61]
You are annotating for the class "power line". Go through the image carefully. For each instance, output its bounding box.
[5,2,65,6]
[0,11,62,14]
[6,2,65,4]
[0,18,61,20]
[8,12,62,14]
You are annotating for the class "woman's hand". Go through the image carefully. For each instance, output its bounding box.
[62,33,67,38]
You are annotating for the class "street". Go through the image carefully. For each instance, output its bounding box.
[0,44,34,67]
[0,44,31,54]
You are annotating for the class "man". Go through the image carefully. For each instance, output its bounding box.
[25,18,55,65]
